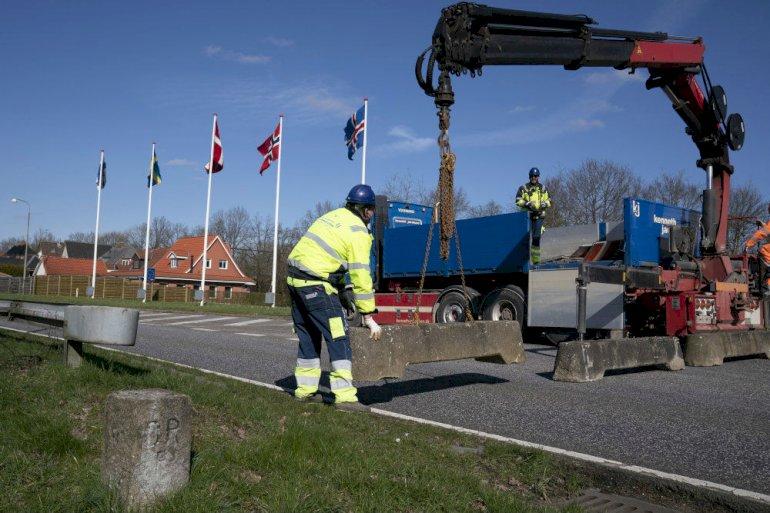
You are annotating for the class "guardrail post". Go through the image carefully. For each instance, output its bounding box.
[63,340,84,368]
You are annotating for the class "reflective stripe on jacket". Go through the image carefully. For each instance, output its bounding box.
[287,207,375,313]
[515,182,551,211]
[745,220,770,265]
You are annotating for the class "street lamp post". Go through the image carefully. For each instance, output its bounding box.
[11,198,31,294]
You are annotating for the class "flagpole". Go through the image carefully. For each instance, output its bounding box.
[361,97,368,184]
[270,115,284,308]
[142,142,156,303]
[90,149,104,299]
[200,114,217,306]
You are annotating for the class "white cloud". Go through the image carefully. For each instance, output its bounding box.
[570,119,605,129]
[509,105,535,114]
[166,158,197,167]
[376,125,434,154]
[265,36,294,48]
[204,45,222,57]
[583,69,644,86]
[203,45,270,64]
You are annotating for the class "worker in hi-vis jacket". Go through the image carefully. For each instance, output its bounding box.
[515,167,551,265]
[744,202,770,294]
[286,184,382,412]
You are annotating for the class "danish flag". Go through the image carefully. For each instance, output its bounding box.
[204,118,224,174]
[257,121,281,174]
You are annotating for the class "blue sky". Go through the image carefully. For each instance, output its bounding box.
[2,1,768,242]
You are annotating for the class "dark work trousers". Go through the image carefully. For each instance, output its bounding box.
[288,284,357,402]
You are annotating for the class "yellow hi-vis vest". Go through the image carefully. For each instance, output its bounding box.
[515,182,551,212]
[287,207,376,314]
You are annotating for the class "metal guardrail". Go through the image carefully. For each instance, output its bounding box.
[0,300,139,367]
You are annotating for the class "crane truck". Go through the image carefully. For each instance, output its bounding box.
[358,3,769,380]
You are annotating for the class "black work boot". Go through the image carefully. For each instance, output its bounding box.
[294,393,324,404]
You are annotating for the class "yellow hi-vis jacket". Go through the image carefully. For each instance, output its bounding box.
[515,182,551,218]
[745,219,770,266]
[287,207,376,314]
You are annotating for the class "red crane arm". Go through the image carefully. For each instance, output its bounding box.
[416,2,745,255]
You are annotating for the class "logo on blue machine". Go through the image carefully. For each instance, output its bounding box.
[632,200,640,218]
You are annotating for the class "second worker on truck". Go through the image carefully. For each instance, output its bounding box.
[744,202,770,294]
[286,184,382,412]
[515,167,551,265]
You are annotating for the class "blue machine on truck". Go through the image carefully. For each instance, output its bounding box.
[371,196,702,331]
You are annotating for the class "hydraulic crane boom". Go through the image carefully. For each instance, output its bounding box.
[416,2,745,265]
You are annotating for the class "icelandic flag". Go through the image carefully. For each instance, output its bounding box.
[344,104,366,160]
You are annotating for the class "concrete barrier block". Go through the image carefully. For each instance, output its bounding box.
[553,337,684,383]
[683,330,770,366]
[64,306,138,346]
[102,389,192,511]
[350,320,525,381]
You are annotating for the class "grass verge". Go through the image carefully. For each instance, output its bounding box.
[0,293,290,317]
[0,330,586,513]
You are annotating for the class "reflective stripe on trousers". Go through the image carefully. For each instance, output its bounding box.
[329,359,357,403]
[294,358,321,398]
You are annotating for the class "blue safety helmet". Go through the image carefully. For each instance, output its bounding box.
[529,167,540,178]
[346,184,376,206]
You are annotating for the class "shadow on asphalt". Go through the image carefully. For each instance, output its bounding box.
[356,373,508,405]
[274,372,508,405]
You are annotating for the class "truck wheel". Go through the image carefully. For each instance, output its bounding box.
[435,290,472,323]
[481,286,526,325]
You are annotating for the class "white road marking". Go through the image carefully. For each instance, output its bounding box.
[164,316,233,326]
[3,322,769,506]
[138,312,174,318]
[235,332,265,338]
[193,328,216,332]
[225,318,270,327]
[140,314,204,323]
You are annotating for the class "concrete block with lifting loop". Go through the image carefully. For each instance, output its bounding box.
[552,264,685,382]
[350,69,526,382]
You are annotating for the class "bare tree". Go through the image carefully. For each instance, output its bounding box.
[66,231,92,243]
[544,159,643,227]
[727,184,767,254]
[123,217,188,249]
[210,207,253,250]
[31,228,58,249]
[380,172,427,203]
[0,237,23,253]
[467,200,503,218]
[643,170,702,210]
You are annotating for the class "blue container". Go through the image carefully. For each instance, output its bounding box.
[382,211,531,278]
[623,198,701,267]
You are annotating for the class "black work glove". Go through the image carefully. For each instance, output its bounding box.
[339,285,356,314]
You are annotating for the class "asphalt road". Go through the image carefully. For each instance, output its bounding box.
[3,310,769,495]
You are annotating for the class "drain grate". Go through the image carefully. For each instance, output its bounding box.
[564,490,681,513]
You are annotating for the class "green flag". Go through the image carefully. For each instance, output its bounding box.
[148,151,162,187]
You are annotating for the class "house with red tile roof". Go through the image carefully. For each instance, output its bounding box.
[114,235,254,300]
[34,256,108,277]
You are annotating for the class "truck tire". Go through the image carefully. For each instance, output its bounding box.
[481,285,526,325]
[435,290,473,323]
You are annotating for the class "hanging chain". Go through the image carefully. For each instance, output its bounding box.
[413,103,473,324]
[412,213,436,325]
[438,108,454,260]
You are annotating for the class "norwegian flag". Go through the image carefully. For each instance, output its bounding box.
[257,121,281,174]
[344,104,366,160]
[204,117,224,174]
